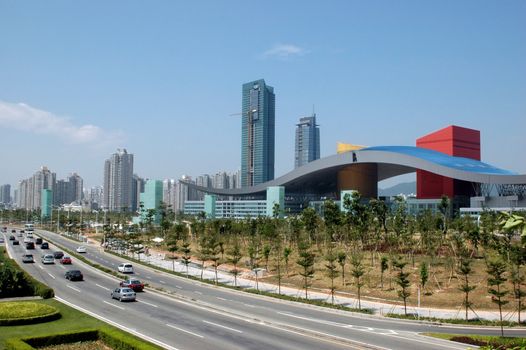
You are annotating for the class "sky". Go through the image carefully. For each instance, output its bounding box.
[0,1,525,190]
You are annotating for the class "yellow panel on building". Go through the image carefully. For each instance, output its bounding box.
[336,142,366,154]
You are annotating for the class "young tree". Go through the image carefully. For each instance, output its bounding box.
[419,262,429,295]
[283,246,292,277]
[487,257,510,336]
[337,251,347,286]
[166,232,179,272]
[457,258,476,321]
[180,240,192,277]
[380,256,389,289]
[296,241,316,299]
[248,240,261,291]
[350,253,366,309]
[197,234,210,280]
[510,264,525,324]
[228,240,242,287]
[325,250,339,304]
[392,257,411,315]
[263,244,272,271]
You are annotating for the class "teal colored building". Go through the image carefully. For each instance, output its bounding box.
[138,180,163,224]
[41,189,53,219]
[204,194,216,219]
[266,186,284,218]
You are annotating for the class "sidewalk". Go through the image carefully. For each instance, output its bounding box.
[110,246,522,323]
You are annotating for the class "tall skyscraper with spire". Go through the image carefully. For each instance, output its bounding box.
[294,113,320,168]
[241,79,275,187]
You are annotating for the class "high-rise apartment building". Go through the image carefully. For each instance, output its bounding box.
[54,173,83,205]
[0,184,11,204]
[103,149,134,212]
[162,179,177,210]
[241,79,275,187]
[131,174,145,212]
[294,114,320,168]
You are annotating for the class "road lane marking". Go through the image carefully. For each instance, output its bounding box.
[55,297,177,350]
[103,301,125,310]
[138,300,158,308]
[243,303,255,308]
[216,297,227,301]
[96,284,110,291]
[66,285,81,292]
[159,280,166,284]
[59,265,66,269]
[47,272,56,279]
[194,291,202,295]
[38,264,44,270]
[203,320,243,333]
[166,324,204,338]
[175,285,182,289]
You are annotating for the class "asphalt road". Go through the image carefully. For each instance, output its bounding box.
[4,227,525,349]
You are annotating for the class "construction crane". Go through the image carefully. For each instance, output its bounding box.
[229,108,257,187]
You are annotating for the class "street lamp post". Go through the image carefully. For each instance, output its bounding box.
[57,207,61,233]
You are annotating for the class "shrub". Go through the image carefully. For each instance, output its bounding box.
[0,302,60,326]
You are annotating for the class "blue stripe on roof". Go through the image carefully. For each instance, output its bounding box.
[361,146,516,175]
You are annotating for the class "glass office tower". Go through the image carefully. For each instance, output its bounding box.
[294,114,320,168]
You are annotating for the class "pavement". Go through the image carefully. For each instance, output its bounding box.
[103,242,522,323]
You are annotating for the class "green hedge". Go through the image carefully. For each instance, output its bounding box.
[0,310,61,326]
[5,328,163,350]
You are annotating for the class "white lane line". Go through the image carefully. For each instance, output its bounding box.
[38,264,44,270]
[135,272,141,275]
[175,285,183,289]
[66,285,81,292]
[138,300,158,308]
[103,301,125,310]
[166,324,204,338]
[216,297,227,301]
[194,291,202,295]
[159,280,166,284]
[243,303,255,308]
[278,311,347,327]
[96,284,111,291]
[47,272,56,279]
[203,320,243,334]
[146,276,151,279]
[59,265,66,269]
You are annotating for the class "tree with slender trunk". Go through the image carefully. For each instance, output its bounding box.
[419,262,429,296]
[197,234,210,280]
[337,251,347,286]
[392,257,411,315]
[350,253,365,309]
[248,240,261,291]
[487,257,509,336]
[325,250,339,304]
[180,240,192,277]
[263,244,271,271]
[228,240,242,287]
[380,256,388,289]
[296,241,315,299]
[510,264,525,324]
[457,258,476,321]
[283,246,292,277]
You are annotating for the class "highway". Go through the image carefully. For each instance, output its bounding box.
[4,227,525,349]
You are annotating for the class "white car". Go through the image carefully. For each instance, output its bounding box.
[118,263,133,274]
[76,246,87,253]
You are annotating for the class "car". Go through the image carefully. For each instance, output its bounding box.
[20,230,25,234]
[25,242,35,249]
[17,232,23,237]
[11,229,16,233]
[41,254,55,264]
[23,237,32,244]
[35,237,43,245]
[9,235,15,241]
[12,240,19,245]
[76,246,87,253]
[120,278,144,292]
[60,256,72,264]
[65,270,83,281]
[27,233,33,239]
[111,287,136,302]
[117,263,134,274]
[22,254,34,263]
[0,237,4,243]
[53,251,64,259]
[41,242,49,249]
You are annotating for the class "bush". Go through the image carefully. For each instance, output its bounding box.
[0,302,61,326]
[99,327,163,350]
[25,329,99,348]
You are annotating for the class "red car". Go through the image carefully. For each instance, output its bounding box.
[60,256,72,264]
[119,278,144,292]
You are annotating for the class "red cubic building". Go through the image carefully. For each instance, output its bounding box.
[416,125,480,199]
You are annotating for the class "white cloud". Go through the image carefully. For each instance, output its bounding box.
[262,44,308,59]
[0,100,125,145]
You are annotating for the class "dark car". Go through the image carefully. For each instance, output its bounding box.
[25,242,35,249]
[41,242,49,249]
[11,229,16,233]
[12,240,19,245]
[120,278,144,292]
[9,235,15,241]
[53,251,64,259]
[65,270,83,281]
[35,237,43,245]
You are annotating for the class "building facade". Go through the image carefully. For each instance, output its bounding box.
[103,149,134,212]
[295,114,320,168]
[0,184,11,205]
[241,79,275,187]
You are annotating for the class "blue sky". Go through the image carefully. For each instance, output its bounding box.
[0,1,525,189]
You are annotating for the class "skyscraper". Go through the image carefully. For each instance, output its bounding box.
[241,79,275,187]
[103,149,134,212]
[0,184,11,205]
[294,114,320,168]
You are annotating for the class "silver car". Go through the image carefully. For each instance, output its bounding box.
[41,254,55,264]
[111,287,136,302]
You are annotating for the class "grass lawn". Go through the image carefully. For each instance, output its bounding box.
[424,332,526,349]
[0,299,160,349]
